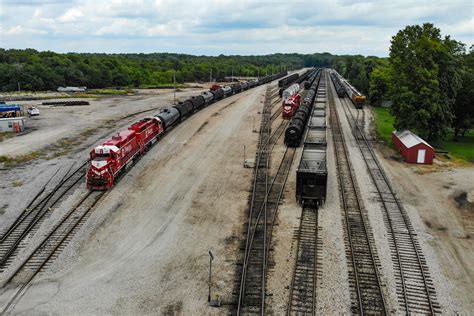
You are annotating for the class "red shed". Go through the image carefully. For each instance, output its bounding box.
[392,130,434,164]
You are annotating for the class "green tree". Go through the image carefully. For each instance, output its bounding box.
[389,23,464,140]
[369,60,392,106]
[452,46,474,138]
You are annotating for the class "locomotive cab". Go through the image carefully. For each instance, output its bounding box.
[87,145,118,190]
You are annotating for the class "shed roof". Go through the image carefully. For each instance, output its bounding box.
[393,130,433,149]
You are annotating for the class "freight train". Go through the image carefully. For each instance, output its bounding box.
[86,72,287,190]
[296,69,327,205]
[284,68,321,147]
[278,69,314,97]
[330,69,366,108]
[283,68,327,205]
[278,73,299,87]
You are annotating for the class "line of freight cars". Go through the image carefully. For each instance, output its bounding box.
[281,68,319,119]
[278,68,314,98]
[329,69,366,108]
[86,71,287,190]
[284,68,328,205]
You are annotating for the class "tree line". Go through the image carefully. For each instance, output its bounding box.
[0,23,471,140]
[0,50,332,91]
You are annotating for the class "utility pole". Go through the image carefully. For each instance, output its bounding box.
[208,250,214,302]
[17,82,20,92]
[257,69,259,79]
[173,70,176,104]
[231,66,234,82]
[210,68,212,84]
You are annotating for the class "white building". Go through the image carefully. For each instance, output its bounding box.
[0,117,26,132]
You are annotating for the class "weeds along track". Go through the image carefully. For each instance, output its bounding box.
[0,162,87,271]
[340,96,440,314]
[328,78,387,314]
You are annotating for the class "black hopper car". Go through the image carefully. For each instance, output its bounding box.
[278,73,299,87]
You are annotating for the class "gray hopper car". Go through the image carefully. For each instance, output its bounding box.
[296,148,327,205]
[303,129,327,148]
[308,116,327,129]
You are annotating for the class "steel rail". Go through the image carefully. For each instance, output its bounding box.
[1,191,104,314]
[328,75,387,315]
[340,96,436,315]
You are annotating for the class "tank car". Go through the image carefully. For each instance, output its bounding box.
[284,109,307,147]
[222,86,233,97]
[190,95,205,111]
[201,91,214,105]
[210,88,224,100]
[231,84,242,94]
[155,107,180,130]
[173,101,193,120]
[282,83,300,101]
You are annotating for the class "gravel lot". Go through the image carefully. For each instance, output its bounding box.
[0,88,208,157]
[0,74,471,314]
[0,85,267,314]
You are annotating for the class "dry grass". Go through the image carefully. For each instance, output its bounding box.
[0,132,17,142]
[0,151,42,167]
[12,180,23,187]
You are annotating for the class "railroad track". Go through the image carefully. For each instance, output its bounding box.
[237,145,295,314]
[0,162,87,271]
[339,97,440,314]
[287,206,321,315]
[1,190,105,314]
[328,75,387,314]
[236,85,295,314]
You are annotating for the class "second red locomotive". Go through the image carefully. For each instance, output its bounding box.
[282,93,301,119]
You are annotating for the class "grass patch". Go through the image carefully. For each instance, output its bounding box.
[371,107,395,145]
[371,107,474,163]
[0,151,43,167]
[139,83,189,89]
[86,88,135,95]
[432,130,474,163]
[0,132,16,142]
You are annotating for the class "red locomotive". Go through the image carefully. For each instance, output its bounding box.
[282,94,301,119]
[87,117,164,190]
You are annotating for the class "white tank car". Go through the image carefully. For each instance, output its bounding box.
[282,83,300,101]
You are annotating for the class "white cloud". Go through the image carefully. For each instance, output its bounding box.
[0,0,472,56]
[58,8,84,23]
[2,25,47,36]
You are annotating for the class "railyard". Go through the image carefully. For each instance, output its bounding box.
[0,69,473,315]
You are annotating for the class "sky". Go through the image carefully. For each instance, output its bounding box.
[0,0,472,56]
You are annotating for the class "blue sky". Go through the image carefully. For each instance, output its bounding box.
[0,0,472,56]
